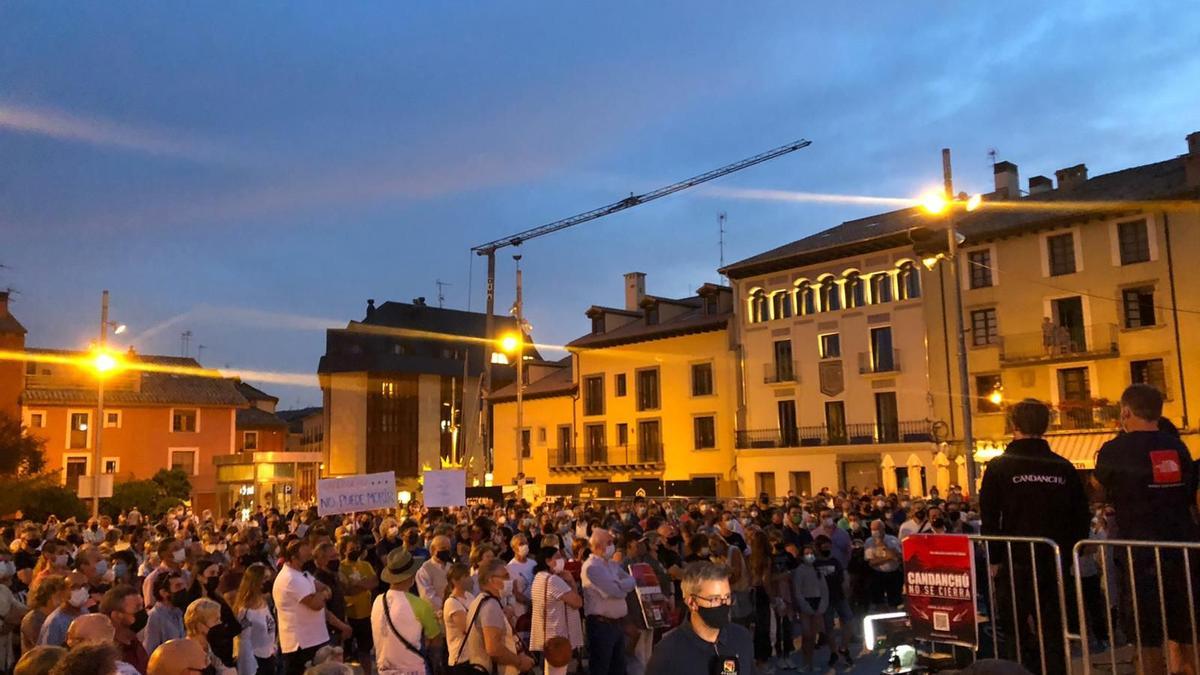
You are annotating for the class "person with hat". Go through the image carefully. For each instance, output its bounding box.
[370,548,441,675]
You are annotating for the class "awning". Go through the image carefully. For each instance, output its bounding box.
[1045,432,1114,469]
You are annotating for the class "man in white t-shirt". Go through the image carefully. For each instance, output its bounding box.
[506,534,536,621]
[371,548,441,675]
[272,540,330,675]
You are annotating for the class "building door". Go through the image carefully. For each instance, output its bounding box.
[1058,367,1092,429]
[586,424,606,464]
[825,401,847,444]
[790,471,812,497]
[557,426,573,465]
[777,400,798,447]
[65,457,87,492]
[773,340,794,381]
[1052,296,1086,351]
[755,472,776,499]
[841,460,880,492]
[875,392,900,442]
[637,420,662,463]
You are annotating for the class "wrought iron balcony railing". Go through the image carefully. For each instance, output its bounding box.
[735,420,932,449]
[999,323,1119,365]
[549,444,665,472]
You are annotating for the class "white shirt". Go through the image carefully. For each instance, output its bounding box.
[506,558,536,617]
[272,564,328,652]
[442,593,474,663]
[238,605,276,659]
[371,590,426,675]
[581,555,635,619]
[414,560,448,614]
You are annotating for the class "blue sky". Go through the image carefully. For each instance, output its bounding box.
[3,2,1199,407]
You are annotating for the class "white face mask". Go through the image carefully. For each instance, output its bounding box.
[517,545,529,557]
[69,587,89,608]
[54,554,68,567]
[0,561,14,579]
[502,579,514,596]
[94,560,109,576]
[551,558,565,573]
[172,549,187,563]
[604,544,615,559]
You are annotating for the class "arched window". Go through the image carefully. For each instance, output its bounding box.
[820,278,841,312]
[796,282,816,315]
[897,262,921,300]
[771,291,792,320]
[844,272,865,309]
[748,289,768,323]
[870,273,893,304]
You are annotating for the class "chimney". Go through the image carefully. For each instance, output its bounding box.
[1055,164,1088,191]
[624,272,646,311]
[1028,175,1053,195]
[1185,131,1200,188]
[365,299,376,321]
[992,161,1019,198]
[412,297,426,307]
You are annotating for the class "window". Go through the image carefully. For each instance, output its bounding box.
[773,340,794,381]
[1047,233,1076,276]
[967,249,993,288]
[976,374,1003,413]
[844,273,865,308]
[789,471,812,497]
[520,429,531,458]
[27,412,45,429]
[583,376,604,416]
[704,294,719,315]
[971,308,999,346]
[820,278,841,312]
[755,472,776,498]
[1122,287,1156,328]
[897,263,921,299]
[102,458,119,475]
[691,363,714,396]
[870,274,893,304]
[1131,359,1167,395]
[777,400,797,447]
[104,411,122,428]
[825,401,847,443]
[748,290,767,323]
[169,449,198,476]
[875,392,899,443]
[243,431,258,450]
[771,292,793,320]
[637,421,662,462]
[616,423,628,447]
[172,409,198,433]
[1118,219,1151,265]
[69,412,90,449]
[819,333,841,359]
[591,314,605,334]
[636,368,660,411]
[644,303,659,326]
[614,373,627,397]
[870,326,895,372]
[25,361,36,376]
[65,456,88,488]
[797,285,817,315]
[694,416,716,450]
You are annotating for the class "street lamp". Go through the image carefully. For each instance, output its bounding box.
[917,148,984,493]
[89,290,125,519]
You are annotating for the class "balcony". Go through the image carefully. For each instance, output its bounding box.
[1050,402,1121,432]
[764,361,799,384]
[735,420,932,449]
[549,444,665,474]
[999,323,1119,366]
[858,349,901,374]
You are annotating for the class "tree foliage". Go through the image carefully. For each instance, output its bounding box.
[0,412,46,475]
[102,469,193,519]
[0,473,86,521]
[153,469,192,501]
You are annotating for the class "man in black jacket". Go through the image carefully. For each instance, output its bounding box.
[980,398,1090,675]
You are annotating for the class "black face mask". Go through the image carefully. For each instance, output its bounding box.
[345,549,360,561]
[325,559,340,573]
[667,536,682,547]
[947,511,961,523]
[205,576,220,594]
[695,603,731,630]
[200,667,216,675]
[436,550,453,563]
[130,609,149,633]
[302,560,317,574]
[171,589,193,608]
[931,518,946,529]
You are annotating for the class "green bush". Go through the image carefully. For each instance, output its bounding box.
[0,473,86,521]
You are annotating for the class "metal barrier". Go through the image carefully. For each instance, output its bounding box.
[1073,538,1200,675]
[965,534,1074,675]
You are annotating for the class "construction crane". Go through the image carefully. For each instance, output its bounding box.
[470,137,812,467]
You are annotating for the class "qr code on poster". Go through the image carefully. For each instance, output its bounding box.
[933,611,950,632]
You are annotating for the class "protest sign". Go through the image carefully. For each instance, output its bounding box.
[423,469,467,508]
[317,471,397,516]
[902,533,978,647]
[629,562,671,630]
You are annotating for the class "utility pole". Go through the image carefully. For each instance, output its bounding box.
[513,255,525,481]
[93,291,108,519]
[718,212,727,282]
[180,331,192,357]
[481,253,496,473]
[942,149,979,492]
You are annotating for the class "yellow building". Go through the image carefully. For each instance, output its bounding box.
[933,132,1200,469]
[491,274,739,497]
[722,213,956,497]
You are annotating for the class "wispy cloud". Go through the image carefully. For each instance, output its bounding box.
[0,100,245,164]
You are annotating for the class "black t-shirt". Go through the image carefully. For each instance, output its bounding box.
[721,531,747,553]
[812,556,845,603]
[782,526,812,551]
[645,620,755,675]
[1095,430,1200,541]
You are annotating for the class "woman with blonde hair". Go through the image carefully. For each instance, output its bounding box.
[229,563,276,675]
[20,575,65,654]
[184,598,233,675]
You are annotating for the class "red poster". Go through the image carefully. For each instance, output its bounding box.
[902,533,977,647]
[629,563,671,630]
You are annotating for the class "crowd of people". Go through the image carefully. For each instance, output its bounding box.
[0,384,1191,675]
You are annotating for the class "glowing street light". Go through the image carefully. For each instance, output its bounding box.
[398,490,412,506]
[499,332,522,355]
[92,349,120,375]
[920,190,949,215]
[988,386,1004,407]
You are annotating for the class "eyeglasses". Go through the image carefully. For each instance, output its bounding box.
[691,593,732,606]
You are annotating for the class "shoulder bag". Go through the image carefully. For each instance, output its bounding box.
[381,592,433,673]
[447,594,492,675]
[539,573,573,668]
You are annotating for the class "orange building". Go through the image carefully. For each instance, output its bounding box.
[19,348,246,512]
[0,292,26,420]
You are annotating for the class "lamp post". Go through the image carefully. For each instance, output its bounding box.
[91,291,125,519]
[919,149,983,493]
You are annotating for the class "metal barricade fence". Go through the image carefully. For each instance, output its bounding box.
[1073,538,1200,675]
[964,534,1073,675]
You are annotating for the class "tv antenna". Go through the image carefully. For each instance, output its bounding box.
[435,279,452,308]
[180,331,192,357]
[718,212,727,279]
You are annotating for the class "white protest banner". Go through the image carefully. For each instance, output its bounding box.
[317,471,397,516]
[422,469,466,508]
